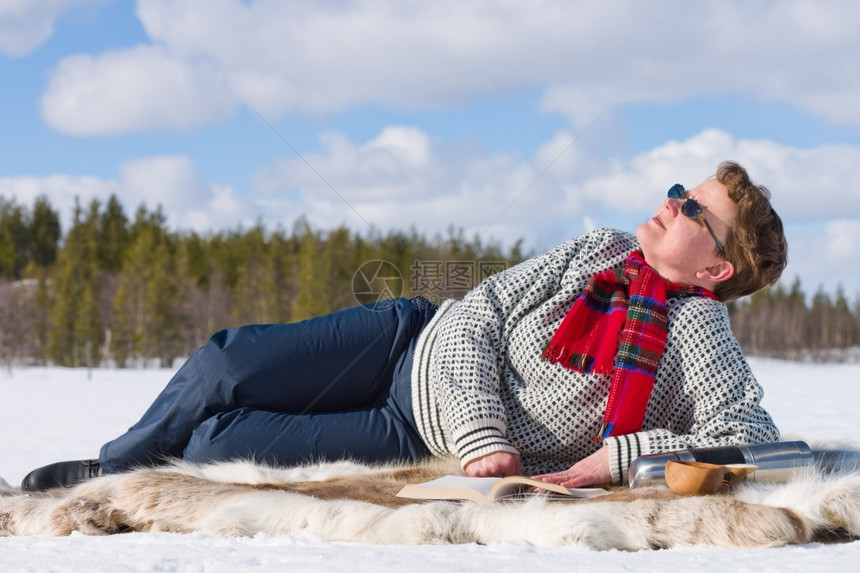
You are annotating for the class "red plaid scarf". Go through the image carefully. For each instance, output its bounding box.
[542,250,717,440]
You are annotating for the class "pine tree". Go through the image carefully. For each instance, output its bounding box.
[267,226,300,323]
[832,286,856,350]
[109,282,134,367]
[324,226,361,311]
[48,199,103,367]
[98,194,130,273]
[232,223,273,324]
[29,195,61,268]
[21,262,53,364]
[785,277,807,357]
[0,200,25,278]
[810,286,833,358]
[113,205,181,366]
[292,222,331,321]
[173,234,229,355]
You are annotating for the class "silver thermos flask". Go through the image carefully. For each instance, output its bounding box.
[628,440,816,488]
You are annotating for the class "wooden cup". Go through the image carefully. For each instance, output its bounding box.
[665,460,758,495]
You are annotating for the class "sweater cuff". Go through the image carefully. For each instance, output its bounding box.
[604,432,652,485]
[453,425,518,469]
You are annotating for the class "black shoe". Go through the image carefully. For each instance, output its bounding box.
[21,459,102,491]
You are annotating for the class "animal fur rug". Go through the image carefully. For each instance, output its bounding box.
[2,446,860,550]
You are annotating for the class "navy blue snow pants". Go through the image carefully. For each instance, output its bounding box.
[98,297,437,473]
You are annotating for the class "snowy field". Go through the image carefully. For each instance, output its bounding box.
[1,358,858,572]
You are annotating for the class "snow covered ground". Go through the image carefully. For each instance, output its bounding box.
[1,358,858,572]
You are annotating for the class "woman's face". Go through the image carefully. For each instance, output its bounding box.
[635,178,736,287]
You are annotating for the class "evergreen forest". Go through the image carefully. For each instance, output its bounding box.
[0,194,857,369]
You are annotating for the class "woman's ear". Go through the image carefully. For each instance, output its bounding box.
[696,260,734,284]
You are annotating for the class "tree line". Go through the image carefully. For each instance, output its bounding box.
[0,194,525,369]
[1,194,859,368]
[727,279,860,362]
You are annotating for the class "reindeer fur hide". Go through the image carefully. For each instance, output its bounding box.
[3,447,860,550]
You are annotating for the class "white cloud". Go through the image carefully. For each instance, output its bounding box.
[780,221,860,295]
[117,155,253,232]
[0,156,251,234]
[364,127,432,170]
[0,174,119,230]
[37,0,860,135]
[248,124,595,245]
[824,220,860,261]
[0,0,100,57]
[119,155,209,213]
[40,45,236,136]
[180,183,248,233]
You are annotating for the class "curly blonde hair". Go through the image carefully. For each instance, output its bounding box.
[713,161,787,302]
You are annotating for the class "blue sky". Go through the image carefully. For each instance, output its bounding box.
[3,0,860,299]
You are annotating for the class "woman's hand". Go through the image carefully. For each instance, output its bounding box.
[464,451,522,477]
[531,446,611,487]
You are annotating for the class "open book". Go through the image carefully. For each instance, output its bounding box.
[395,475,609,503]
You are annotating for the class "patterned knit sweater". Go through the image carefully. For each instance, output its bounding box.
[410,228,779,485]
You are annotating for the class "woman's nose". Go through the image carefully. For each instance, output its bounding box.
[664,196,681,215]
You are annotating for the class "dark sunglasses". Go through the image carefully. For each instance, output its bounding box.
[668,183,726,257]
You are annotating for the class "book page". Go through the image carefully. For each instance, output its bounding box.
[418,475,499,494]
[494,476,609,499]
[399,475,500,501]
[395,475,609,502]
[490,476,571,500]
